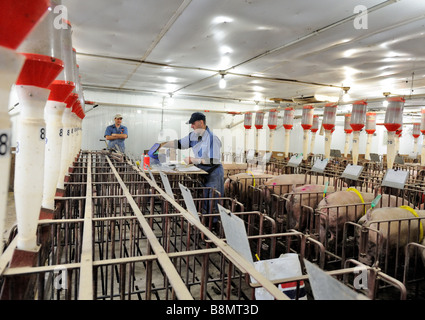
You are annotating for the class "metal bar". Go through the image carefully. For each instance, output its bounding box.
[78,153,94,300]
[105,155,194,300]
[130,161,291,300]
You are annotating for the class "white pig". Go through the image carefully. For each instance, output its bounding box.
[357,207,425,266]
[317,190,411,244]
[286,184,336,231]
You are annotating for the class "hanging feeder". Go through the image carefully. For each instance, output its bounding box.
[310,115,320,156]
[283,107,294,157]
[384,97,405,170]
[365,112,376,160]
[322,103,337,159]
[301,105,314,160]
[350,100,367,165]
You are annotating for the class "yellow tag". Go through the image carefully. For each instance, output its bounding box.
[347,187,366,215]
[246,171,256,187]
[400,205,424,242]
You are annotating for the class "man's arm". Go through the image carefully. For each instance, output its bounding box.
[159,140,179,149]
[106,133,127,139]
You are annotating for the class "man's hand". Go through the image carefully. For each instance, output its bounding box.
[184,156,202,165]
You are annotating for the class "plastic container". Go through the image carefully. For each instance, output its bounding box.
[143,154,150,170]
[301,105,314,130]
[322,103,337,131]
[255,112,264,129]
[344,114,353,134]
[16,53,64,89]
[17,0,63,58]
[268,109,278,130]
[58,19,75,82]
[0,0,50,50]
[48,80,75,103]
[311,115,319,133]
[365,112,376,134]
[244,112,252,129]
[384,97,405,132]
[283,107,294,130]
[350,100,367,131]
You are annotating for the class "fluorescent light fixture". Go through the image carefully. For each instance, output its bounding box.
[219,75,226,89]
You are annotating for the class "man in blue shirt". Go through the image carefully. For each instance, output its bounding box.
[159,112,224,216]
[104,114,128,153]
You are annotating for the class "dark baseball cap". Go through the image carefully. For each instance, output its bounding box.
[186,112,206,124]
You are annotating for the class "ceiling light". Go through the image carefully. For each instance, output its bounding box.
[342,87,350,95]
[219,73,226,89]
[212,16,234,24]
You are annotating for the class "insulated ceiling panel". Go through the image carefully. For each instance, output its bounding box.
[60,0,425,108]
[123,64,215,93]
[63,0,186,60]
[146,0,384,69]
[76,54,140,88]
[231,0,425,101]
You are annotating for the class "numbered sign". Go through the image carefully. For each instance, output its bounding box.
[287,154,303,167]
[218,205,253,265]
[179,183,200,223]
[311,158,329,173]
[0,130,11,157]
[159,171,174,200]
[341,164,364,181]
[147,167,156,184]
[382,169,409,189]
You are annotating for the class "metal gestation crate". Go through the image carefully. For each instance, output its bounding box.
[0,151,317,301]
[345,215,425,292]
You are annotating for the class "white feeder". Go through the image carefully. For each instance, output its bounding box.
[14,54,64,251]
[412,123,420,155]
[322,103,337,159]
[243,112,252,162]
[42,17,76,213]
[421,108,425,166]
[365,112,376,160]
[282,107,294,158]
[309,115,319,156]
[267,109,278,153]
[14,1,65,250]
[301,105,314,160]
[343,114,352,157]
[395,129,402,156]
[350,100,367,165]
[254,112,264,154]
[57,92,78,193]
[384,97,404,169]
[0,0,50,253]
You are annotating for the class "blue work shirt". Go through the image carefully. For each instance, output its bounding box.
[104,124,128,153]
[178,126,222,166]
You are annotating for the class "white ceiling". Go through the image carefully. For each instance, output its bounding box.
[61,0,425,112]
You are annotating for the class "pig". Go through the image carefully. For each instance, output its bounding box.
[262,174,308,205]
[317,190,412,245]
[356,207,425,266]
[285,184,336,231]
[224,171,275,201]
